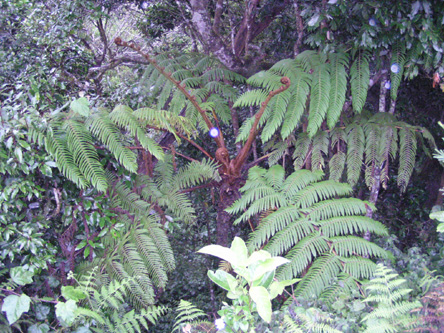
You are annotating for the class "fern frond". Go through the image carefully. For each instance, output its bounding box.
[87,109,138,173]
[307,63,331,137]
[350,50,370,113]
[233,89,269,108]
[327,52,348,129]
[247,71,283,90]
[346,122,365,186]
[292,133,313,169]
[318,216,388,238]
[311,130,329,170]
[64,118,108,192]
[390,41,406,101]
[261,90,291,143]
[173,300,208,332]
[294,181,353,209]
[330,236,389,258]
[294,253,342,298]
[304,198,373,222]
[397,127,417,192]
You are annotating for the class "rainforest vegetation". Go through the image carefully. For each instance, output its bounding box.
[2,0,444,332]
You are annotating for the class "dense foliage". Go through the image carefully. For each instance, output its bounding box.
[2,0,444,332]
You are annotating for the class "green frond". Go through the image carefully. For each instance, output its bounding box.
[266,164,286,189]
[247,206,303,251]
[173,300,208,332]
[294,181,353,209]
[261,90,291,143]
[112,182,150,216]
[174,158,219,189]
[45,128,88,189]
[283,312,341,333]
[159,190,196,223]
[64,118,108,192]
[318,216,388,238]
[87,109,138,173]
[364,121,381,189]
[280,73,311,139]
[267,141,289,166]
[109,104,164,160]
[397,127,417,192]
[233,193,288,225]
[233,89,269,108]
[158,81,174,108]
[307,63,331,137]
[390,41,406,101]
[330,236,389,258]
[311,131,329,170]
[346,122,365,186]
[205,81,238,102]
[292,133,313,169]
[296,50,322,72]
[295,253,342,298]
[341,256,377,279]
[247,71,283,90]
[327,52,348,129]
[282,169,325,199]
[329,151,346,182]
[304,198,373,222]
[350,50,370,113]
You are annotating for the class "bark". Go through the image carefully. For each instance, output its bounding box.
[216,179,241,246]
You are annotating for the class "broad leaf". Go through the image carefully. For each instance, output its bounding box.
[61,286,87,301]
[70,97,90,117]
[249,286,272,323]
[198,245,239,266]
[230,237,249,266]
[55,300,78,326]
[2,294,31,324]
[252,257,290,281]
[207,270,237,292]
[10,266,34,285]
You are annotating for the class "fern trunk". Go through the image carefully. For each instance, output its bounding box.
[216,181,241,246]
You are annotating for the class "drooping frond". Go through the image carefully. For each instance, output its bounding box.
[64,118,108,192]
[311,130,329,170]
[327,52,348,129]
[397,126,417,192]
[390,41,406,101]
[350,50,370,113]
[307,63,331,137]
[292,133,313,170]
[87,109,138,173]
[346,122,365,186]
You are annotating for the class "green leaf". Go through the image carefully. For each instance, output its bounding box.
[252,257,290,281]
[14,147,23,163]
[70,97,90,117]
[230,237,249,266]
[61,286,87,301]
[249,286,272,323]
[198,245,239,266]
[2,294,31,325]
[269,278,300,299]
[55,300,78,326]
[430,211,444,223]
[28,323,50,333]
[207,270,238,292]
[252,270,275,288]
[10,266,34,285]
[438,223,444,233]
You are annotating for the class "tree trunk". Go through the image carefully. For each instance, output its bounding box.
[216,180,241,246]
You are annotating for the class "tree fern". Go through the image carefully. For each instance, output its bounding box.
[228,165,389,299]
[390,41,406,101]
[283,308,342,333]
[307,63,331,136]
[327,52,348,129]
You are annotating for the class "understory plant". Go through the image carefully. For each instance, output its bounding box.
[196,237,298,332]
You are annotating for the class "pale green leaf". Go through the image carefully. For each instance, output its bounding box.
[2,294,31,325]
[249,286,272,323]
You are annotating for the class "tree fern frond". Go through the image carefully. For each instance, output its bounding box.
[311,131,329,170]
[174,158,219,189]
[45,128,89,189]
[233,89,269,108]
[346,122,365,186]
[282,169,325,199]
[318,216,388,238]
[292,133,313,169]
[247,71,283,90]
[294,181,353,209]
[87,109,138,173]
[304,198,373,222]
[329,151,346,182]
[327,52,348,129]
[261,90,291,143]
[307,63,331,137]
[397,127,417,192]
[330,236,389,258]
[112,182,150,216]
[64,118,108,192]
[341,256,377,279]
[294,253,342,298]
[390,41,406,101]
[350,50,370,113]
